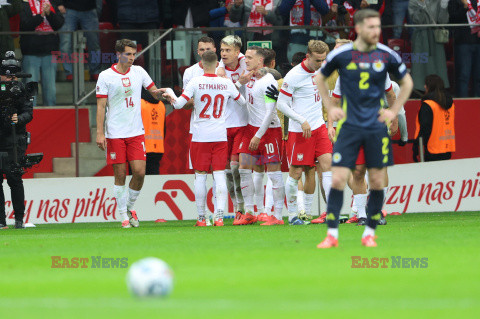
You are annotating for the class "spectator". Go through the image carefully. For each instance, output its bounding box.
[209,0,242,45]
[58,0,101,81]
[229,0,283,40]
[392,0,411,38]
[413,74,455,162]
[448,0,480,97]
[278,0,331,63]
[20,0,64,106]
[117,0,159,51]
[409,0,450,92]
[0,0,22,58]
[172,0,217,66]
[141,88,165,175]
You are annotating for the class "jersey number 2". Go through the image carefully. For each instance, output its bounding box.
[359,72,370,90]
[199,94,224,119]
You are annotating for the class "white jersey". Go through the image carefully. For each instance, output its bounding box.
[96,64,154,138]
[183,62,219,133]
[245,72,280,128]
[222,54,248,128]
[181,74,241,142]
[278,61,325,132]
[391,81,406,115]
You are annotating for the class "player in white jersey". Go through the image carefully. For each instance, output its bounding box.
[162,51,247,226]
[182,36,217,225]
[234,46,285,226]
[217,35,248,219]
[269,40,333,225]
[96,39,162,228]
[330,73,397,225]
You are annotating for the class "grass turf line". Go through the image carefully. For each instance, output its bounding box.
[0,212,479,318]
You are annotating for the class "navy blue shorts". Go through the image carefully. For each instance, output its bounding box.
[332,125,393,169]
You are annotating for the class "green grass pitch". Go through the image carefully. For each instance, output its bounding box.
[1,212,479,318]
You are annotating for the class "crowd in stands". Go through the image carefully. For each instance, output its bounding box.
[0,0,478,105]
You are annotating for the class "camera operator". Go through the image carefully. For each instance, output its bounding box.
[0,52,33,229]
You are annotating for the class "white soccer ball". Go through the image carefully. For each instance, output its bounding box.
[126,257,174,297]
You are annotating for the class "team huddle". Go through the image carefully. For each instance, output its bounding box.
[97,9,413,248]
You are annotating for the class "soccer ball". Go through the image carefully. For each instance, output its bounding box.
[126,257,174,297]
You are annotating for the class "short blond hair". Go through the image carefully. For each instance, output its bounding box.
[307,40,329,55]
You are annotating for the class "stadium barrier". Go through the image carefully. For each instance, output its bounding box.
[4,158,479,225]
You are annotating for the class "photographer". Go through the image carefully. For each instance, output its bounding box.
[0,52,34,229]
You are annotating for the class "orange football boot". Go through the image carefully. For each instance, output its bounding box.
[361,235,377,247]
[195,218,207,227]
[233,212,257,225]
[346,215,359,224]
[260,215,284,226]
[257,213,269,222]
[317,235,338,248]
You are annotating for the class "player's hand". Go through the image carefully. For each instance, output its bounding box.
[151,88,163,100]
[265,84,279,101]
[96,133,107,151]
[216,67,227,78]
[378,109,397,125]
[238,70,254,85]
[11,113,18,124]
[301,121,311,139]
[249,136,260,151]
[328,126,336,143]
[389,118,399,136]
[328,107,345,122]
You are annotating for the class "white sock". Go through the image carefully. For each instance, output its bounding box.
[363,226,375,238]
[253,171,265,214]
[356,194,368,219]
[239,169,254,212]
[285,176,299,221]
[225,169,236,210]
[322,171,332,204]
[304,193,314,215]
[114,184,128,221]
[213,171,227,216]
[194,173,207,218]
[267,171,285,221]
[126,188,140,212]
[212,178,217,215]
[297,190,305,212]
[264,176,274,214]
[327,228,339,239]
[231,161,244,210]
[351,195,358,217]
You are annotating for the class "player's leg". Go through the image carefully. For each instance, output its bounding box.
[230,154,245,213]
[191,141,215,226]
[301,166,316,221]
[107,138,130,228]
[252,166,265,218]
[225,128,237,212]
[235,152,256,225]
[297,178,306,215]
[317,126,360,248]
[211,141,229,226]
[285,165,303,222]
[263,176,274,217]
[361,127,394,246]
[346,164,367,224]
[194,170,209,226]
[124,135,147,227]
[379,169,389,224]
[261,162,285,225]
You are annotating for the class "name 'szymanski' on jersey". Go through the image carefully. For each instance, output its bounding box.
[320,43,407,130]
[245,72,280,128]
[96,64,154,138]
[181,74,241,143]
[279,61,325,132]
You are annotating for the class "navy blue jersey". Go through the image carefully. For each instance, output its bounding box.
[321,43,407,130]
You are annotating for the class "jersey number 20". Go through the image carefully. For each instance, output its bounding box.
[199,94,224,119]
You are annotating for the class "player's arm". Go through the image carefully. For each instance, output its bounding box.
[379,73,413,124]
[397,106,408,145]
[96,98,107,150]
[249,95,276,151]
[385,89,398,135]
[316,72,344,122]
[160,88,190,109]
[273,87,312,139]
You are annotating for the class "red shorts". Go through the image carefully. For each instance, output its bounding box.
[106,135,146,165]
[190,141,228,172]
[227,126,245,159]
[238,125,282,165]
[356,146,366,165]
[286,125,332,167]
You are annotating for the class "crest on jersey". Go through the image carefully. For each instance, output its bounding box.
[231,73,239,83]
[282,82,288,89]
[246,78,255,89]
[333,152,342,163]
[110,152,116,160]
[372,61,385,72]
[359,62,370,70]
[122,77,131,87]
[297,153,304,161]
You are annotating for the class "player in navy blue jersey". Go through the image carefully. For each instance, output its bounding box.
[315,9,413,248]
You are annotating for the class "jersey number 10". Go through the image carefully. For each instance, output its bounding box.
[199,94,225,119]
